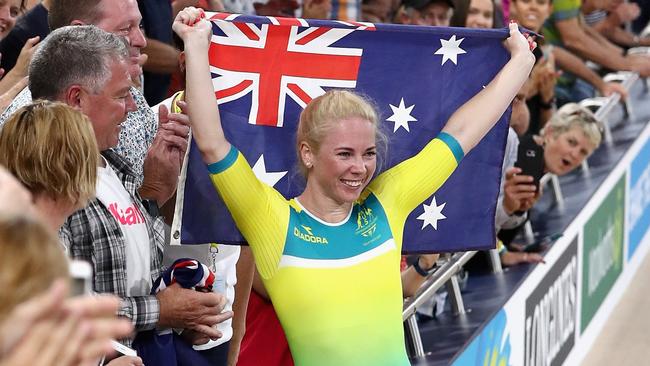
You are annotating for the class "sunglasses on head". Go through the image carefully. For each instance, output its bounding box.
[567,108,605,139]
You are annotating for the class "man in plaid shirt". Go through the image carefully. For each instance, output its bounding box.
[28,25,230,347]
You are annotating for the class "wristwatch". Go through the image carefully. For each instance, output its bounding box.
[141,199,161,218]
[413,256,437,277]
[539,97,556,110]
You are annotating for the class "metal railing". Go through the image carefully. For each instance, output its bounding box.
[403,251,477,358]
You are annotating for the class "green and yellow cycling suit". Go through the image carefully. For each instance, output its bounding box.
[208,132,463,366]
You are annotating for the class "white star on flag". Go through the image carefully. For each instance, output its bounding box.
[386,98,417,133]
[252,155,287,187]
[434,35,467,66]
[416,196,447,230]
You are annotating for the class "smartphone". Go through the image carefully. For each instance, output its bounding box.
[69,260,92,297]
[515,135,545,191]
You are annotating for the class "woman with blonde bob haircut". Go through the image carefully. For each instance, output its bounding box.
[539,103,603,176]
[0,101,99,230]
[175,6,536,365]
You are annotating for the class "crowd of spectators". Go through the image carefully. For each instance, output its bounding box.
[0,0,647,365]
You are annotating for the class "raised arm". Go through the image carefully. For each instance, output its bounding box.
[172,7,232,165]
[441,22,535,154]
[553,46,628,100]
[172,8,291,278]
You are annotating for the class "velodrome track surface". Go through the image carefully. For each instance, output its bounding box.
[410,79,650,366]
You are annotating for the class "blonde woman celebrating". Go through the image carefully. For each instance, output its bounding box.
[174,7,535,365]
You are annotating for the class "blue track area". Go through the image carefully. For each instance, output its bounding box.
[412,80,650,366]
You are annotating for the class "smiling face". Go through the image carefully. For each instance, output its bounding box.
[511,0,552,32]
[94,0,146,80]
[0,0,21,39]
[304,117,378,205]
[79,59,136,151]
[543,125,597,176]
[465,0,493,28]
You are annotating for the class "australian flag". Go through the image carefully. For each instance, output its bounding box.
[172,12,513,253]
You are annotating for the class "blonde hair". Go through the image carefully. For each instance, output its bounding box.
[0,101,98,206]
[295,90,387,176]
[0,214,69,323]
[542,103,603,148]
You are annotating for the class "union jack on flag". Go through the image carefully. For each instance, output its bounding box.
[208,12,367,127]
[173,13,515,253]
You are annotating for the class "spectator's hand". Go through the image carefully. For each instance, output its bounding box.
[106,356,144,366]
[0,280,66,355]
[0,280,133,366]
[302,0,332,19]
[12,36,40,78]
[0,308,91,366]
[613,2,640,23]
[160,103,191,165]
[599,81,628,101]
[626,54,650,77]
[0,165,33,217]
[156,283,233,339]
[181,329,211,346]
[503,167,537,215]
[139,104,190,206]
[172,6,213,47]
[520,183,543,212]
[64,295,134,361]
[531,58,559,104]
[0,76,27,113]
[500,251,545,266]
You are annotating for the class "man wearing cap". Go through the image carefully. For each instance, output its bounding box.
[398,0,454,26]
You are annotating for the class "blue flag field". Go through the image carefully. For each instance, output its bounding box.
[172,12,513,253]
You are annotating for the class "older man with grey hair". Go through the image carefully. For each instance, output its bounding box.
[0,0,179,211]
[28,25,230,348]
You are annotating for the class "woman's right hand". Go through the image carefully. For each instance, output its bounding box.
[13,36,40,78]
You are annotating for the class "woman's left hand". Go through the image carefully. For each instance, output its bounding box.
[173,6,213,46]
[504,22,536,62]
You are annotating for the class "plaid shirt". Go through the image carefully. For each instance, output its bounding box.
[60,150,165,345]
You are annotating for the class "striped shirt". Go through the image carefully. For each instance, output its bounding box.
[583,10,607,26]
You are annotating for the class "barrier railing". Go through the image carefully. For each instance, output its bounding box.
[402,251,477,358]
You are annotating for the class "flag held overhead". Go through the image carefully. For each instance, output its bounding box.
[173,12,513,253]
